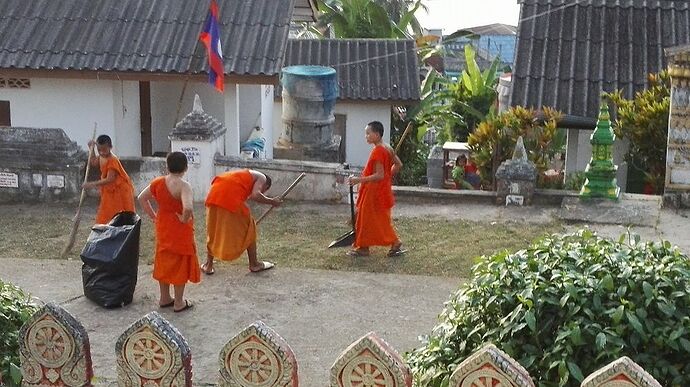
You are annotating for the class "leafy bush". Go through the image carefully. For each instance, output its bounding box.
[414,46,500,144]
[468,106,564,188]
[1,280,38,386]
[407,229,690,387]
[391,114,429,186]
[564,171,587,191]
[603,71,670,195]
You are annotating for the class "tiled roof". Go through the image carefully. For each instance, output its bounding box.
[279,39,420,102]
[511,0,690,120]
[0,0,299,76]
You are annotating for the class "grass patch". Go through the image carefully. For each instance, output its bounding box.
[0,202,561,278]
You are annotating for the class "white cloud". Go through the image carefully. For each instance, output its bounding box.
[416,0,521,34]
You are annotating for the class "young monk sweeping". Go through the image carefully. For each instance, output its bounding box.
[347,121,406,257]
[200,169,283,275]
[137,152,200,313]
[83,135,136,224]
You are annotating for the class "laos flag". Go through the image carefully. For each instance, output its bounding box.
[199,0,224,92]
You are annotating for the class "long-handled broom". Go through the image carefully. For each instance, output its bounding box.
[255,172,307,224]
[328,122,415,248]
[60,125,97,258]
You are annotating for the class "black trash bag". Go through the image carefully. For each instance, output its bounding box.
[80,211,141,308]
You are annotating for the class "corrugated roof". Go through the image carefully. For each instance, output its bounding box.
[279,39,420,102]
[453,23,517,36]
[511,0,690,119]
[0,0,299,76]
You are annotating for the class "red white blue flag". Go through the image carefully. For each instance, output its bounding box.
[199,0,224,92]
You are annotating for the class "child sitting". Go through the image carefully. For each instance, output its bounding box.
[452,155,474,190]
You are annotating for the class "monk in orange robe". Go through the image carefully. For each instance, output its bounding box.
[347,121,405,257]
[201,169,282,275]
[82,135,135,224]
[138,151,200,312]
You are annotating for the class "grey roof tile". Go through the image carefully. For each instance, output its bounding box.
[278,39,420,101]
[512,0,690,119]
[0,0,298,76]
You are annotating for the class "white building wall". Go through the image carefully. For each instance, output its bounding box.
[150,81,225,155]
[224,85,240,156]
[111,80,141,157]
[238,84,262,142]
[0,78,118,153]
[272,100,390,167]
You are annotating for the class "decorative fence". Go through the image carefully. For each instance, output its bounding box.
[18,302,662,387]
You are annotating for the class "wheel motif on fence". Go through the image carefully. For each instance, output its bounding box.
[124,331,173,380]
[229,341,280,386]
[460,368,511,387]
[342,356,394,387]
[27,318,73,368]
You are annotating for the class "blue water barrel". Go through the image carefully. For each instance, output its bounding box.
[280,65,338,145]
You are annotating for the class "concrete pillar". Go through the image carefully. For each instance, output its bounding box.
[261,84,274,159]
[169,95,227,201]
[664,54,690,207]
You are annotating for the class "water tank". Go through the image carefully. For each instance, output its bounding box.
[280,65,338,146]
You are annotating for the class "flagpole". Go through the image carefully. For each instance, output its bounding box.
[173,0,217,126]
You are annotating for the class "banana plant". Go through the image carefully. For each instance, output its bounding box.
[411,45,501,144]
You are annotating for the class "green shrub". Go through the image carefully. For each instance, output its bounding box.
[391,118,429,186]
[407,229,690,386]
[564,171,587,191]
[603,71,670,195]
[467,106,564,189]
[1,280,38,386]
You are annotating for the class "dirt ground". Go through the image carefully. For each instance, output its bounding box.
[1,198,689,385]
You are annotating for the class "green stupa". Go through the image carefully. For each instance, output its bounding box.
[579,103,620,200]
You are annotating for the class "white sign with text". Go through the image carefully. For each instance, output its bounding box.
[0,172,19,188]
[180,146,201,165]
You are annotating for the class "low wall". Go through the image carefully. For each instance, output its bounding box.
[17,302,663,387]
[214,156,357,203]
[0,127,86,203]
[122,156,358,204]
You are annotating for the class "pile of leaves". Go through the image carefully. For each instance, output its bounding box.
[407,229,690,386]
[1,280,38,386]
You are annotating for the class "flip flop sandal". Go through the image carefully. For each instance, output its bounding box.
[387,248,407,257]
[159,300,175,308]
[174,300,194,313]
[201,263,215,275]
[346,249,370,257]
[250,261,275,273]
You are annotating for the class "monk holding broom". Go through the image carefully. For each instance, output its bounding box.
[347,121,405,257]
[83,135,136,224]
[201,169,282,275]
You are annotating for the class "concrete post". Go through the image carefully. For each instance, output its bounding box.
[169,95,227,201]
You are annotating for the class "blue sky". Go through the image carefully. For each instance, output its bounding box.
[416,0,521,34]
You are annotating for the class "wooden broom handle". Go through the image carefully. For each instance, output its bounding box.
[256,172,307,224]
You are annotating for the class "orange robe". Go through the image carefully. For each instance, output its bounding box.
[205,169,256,261]
[150,177,200,286]
[95,155,135,224]
[354,145,399,248]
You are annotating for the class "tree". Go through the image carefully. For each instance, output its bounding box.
[413,45,500,144]
[313,0,422,39]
